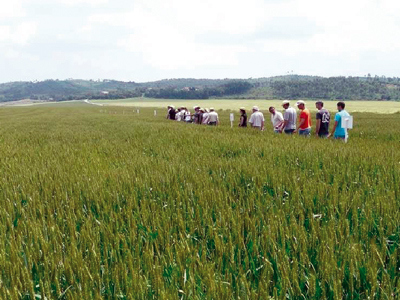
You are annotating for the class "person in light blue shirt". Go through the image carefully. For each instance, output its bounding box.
[328,101,350,140]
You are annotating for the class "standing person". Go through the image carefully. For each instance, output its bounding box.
[175,107,183,121]
[184,107,192,123]
[168,105,176,120]
[315,101,330,138]
[202,108,210,125]
[193,106,200,124]
[166,106,171,119]
[296,100,311,136]
[208,108,219,125]
[239,107,247,127]
[249,106,264,130]
[198,108,204,124]
[280,101,297,134]
[328,101,350,140]
[268,106,284,133]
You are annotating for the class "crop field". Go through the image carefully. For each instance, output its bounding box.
[91,98,400,114]
[0,104,399,299]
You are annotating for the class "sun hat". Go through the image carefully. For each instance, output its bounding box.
[210,107,215,111]
[315,100,324,105]
[252,106,259,111]
[296,100,305,106]
[193,106,199,109]
[282,100,290,105]
[170,105,175,108]
[240,107,246,110]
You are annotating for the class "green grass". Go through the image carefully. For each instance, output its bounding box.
[0,104,399,299]
[91,98,400,114]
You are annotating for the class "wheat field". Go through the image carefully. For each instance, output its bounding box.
[0,104,399,299]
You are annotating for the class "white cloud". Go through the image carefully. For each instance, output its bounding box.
[0,26,11,42]
[1,0,400,82]
[55,0,108,6]
[0,22,37,45]
[0,2,25,19]
[260,0,400,58]
[86,0,273,69]
[14,22,38,45]
[4,48,39,61]
[85,0,400,71]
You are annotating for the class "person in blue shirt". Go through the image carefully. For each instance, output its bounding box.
[328,101,350,140]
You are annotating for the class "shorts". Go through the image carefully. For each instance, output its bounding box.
[299,128,311,136]
[284,129,295,134]
[208,122,217,126]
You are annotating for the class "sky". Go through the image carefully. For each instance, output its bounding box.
[1,0,400,83]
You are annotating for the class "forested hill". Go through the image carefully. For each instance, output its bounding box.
[1,75,400,102]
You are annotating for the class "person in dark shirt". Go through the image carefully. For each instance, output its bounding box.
[193,106,200,124]
[168,105,176,120]
[315,101,330,137]
[198,108,204,124]
[239,107,247,127]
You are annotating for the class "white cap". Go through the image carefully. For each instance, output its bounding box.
[282,100,290,105]
[193,106,199,109]
[210,107,214,110]
[252,106,259,111]
[296,100,305,106]
[170,105,175,108]
[240,107,246,110]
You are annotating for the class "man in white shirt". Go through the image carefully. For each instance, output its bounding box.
[249,106,264,130]
[176,107,186,121]
[202,108,210,125]
[280,100,297,134]
[269,106,284,133]
[207,108,219,125]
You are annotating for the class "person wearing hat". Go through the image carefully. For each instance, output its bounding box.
[269,106,284,133]
[167,105,176,120]
[202,108,210,125]
[184,107,192,123]
[296,100,311,136]
[207,108,219,125]
[193,106,200,124]
[249,106,264,130]
[175,107,184,121]
[239,107,247,127]
[198,108,204,124]
[315,101,330,138]
[280,100,296,134]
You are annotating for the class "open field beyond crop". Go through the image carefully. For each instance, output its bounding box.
[91,98,400,114]
[0,104,399,299]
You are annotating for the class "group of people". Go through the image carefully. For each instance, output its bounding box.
[167,100,351,140]
[167,106,220,125]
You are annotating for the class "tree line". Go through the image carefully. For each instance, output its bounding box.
[1,76,400,102]
[145,81,253,99]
